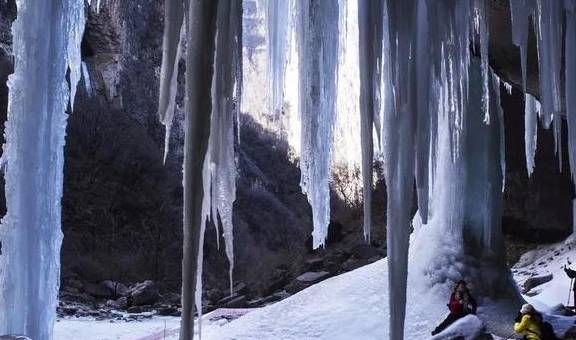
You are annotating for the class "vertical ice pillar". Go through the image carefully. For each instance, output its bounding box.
[509,0,533,93]
[382,1,417,338]
[296,0,340,248]
[207,0,242,302]
[266,0,293,120]
[535,0,563,128]
[179,1,218,340]
[565,1,576,185]
[357,0,383,241]
[0,0,85,339]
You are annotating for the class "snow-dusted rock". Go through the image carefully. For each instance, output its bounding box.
[296,271,330,283]
[431,315,485,340]
[128,280,161,306]
[522,273,553,293]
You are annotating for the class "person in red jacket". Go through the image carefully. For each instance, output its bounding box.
[431,280,478,336]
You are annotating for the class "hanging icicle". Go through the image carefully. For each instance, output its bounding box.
[266,0,293,120]
[296,0,340,249]
[357,0,384,242]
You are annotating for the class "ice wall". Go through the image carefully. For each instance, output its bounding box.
[0,0,86,339]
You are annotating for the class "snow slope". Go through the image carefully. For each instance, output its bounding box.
[513,234,576,309]
[55,235,576,340]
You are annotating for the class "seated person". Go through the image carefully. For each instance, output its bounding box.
[431,280,477,336]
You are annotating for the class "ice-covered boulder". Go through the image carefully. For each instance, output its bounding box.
[431,315,485,340]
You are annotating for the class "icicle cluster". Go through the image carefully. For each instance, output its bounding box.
[296,0,340,249]
[509,0,576,175]
[159,1,241,339]
[0,0,86,339]
[378,1,489,338]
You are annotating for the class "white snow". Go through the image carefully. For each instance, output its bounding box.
[431,315,484,340]
[54,233,576,340]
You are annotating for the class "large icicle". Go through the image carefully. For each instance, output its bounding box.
[159,1,241,339]
[382,1,417,338]
[357,0,383,241]
[524,94,540,176]
[296,0,340,248]
[509,0,533,93]
[0,0,86,339]
[473,0,490,124]
[266,0,293,120]
[177,1,219,340]
[414,0,431,224]
[208,0,242,295]
[535,0,563,127]
[158,0,184,163]
[566,1,576,184]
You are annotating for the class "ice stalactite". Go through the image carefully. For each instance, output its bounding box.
[207,0,243,298]
[159,0,241,339]
[566,1,576,184]
[414,0,431,224]
[525,94,540,176]
[158,0,184,163]
[381,1,418,338]
[158,0,218,339]
[266,0,293,120]
[473,0,490,124]
[535,0,563,129]
[357,0,383,241]
[296,0,340,249]
[509,0,533,93]
[0,0,86,339]
[82,62,93,97]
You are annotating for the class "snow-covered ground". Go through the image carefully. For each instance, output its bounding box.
[55,236,576,340]
[513,234,576,310]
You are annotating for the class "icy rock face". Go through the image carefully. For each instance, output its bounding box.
[0,0,86,339]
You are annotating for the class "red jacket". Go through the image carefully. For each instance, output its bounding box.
[448,293,464,314]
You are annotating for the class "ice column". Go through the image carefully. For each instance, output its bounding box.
[0,0,86,339]
[509,0,533,93]
[266,0,293,120]
[357,0,383,241]
[207,0,243,297]
[565,1,576,184]
[382,1,418,338]
[525,94,540,176]
[296,0,340,248]
[159,1,242,339]
[535,0,563,128]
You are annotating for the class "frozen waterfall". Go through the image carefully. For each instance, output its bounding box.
[0,0,86,339]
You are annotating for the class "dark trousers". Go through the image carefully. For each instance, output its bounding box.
[432,312,466,335]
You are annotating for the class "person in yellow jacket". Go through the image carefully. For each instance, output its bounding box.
[514,304,541,340]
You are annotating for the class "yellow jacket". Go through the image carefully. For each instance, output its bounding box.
[514,314,541,340]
